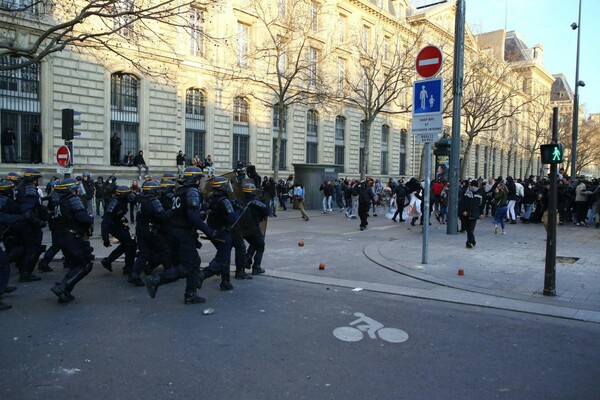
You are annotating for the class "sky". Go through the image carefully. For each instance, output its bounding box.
[464,0,600,116]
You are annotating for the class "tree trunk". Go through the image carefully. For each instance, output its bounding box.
[273,105,284,182]
[460,138,473,180]
[361,120,372,181]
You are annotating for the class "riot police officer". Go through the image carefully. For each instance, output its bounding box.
[144,166,216,304]
[49,178,94,303]
[242,183,269,275]
[231,197,252,281]
[37,187,62,272]
[128,181,171,286]
[101,185,136,274]
[15,168,47,282]
[197,176,236,291]
[0,181,23,310]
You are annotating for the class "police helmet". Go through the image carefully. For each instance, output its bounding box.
[23,168,42,182]
[142,180,160,194]
[181,166,203,186]
[54,178,79,194]
[211,176,231,191]
[6,172,20,182]
[0,180,15,196]
[161,173,176,182]
[160,180,175,189]
[242,183,256,197]
[115,185,132,198]
[82,171,91,179]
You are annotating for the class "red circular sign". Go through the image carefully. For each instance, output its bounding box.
[56,145,71,167]
[416,45,443,78]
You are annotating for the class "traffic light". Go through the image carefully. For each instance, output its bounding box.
[540,143,563,164]
[61,108,81,140]
[434,136,451,156]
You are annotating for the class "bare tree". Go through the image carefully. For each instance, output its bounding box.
[340,23,420,180]
[517,96,552,178]
[572,116,600,175]
[457,52,532,179]
[225,0,335,181]
[0,0,220,74]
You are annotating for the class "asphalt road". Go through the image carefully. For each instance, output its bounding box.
[2,273,599,400]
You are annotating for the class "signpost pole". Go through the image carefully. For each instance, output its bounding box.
[543,107,559,296]
[422,142,432,264]
[447,0,465,235]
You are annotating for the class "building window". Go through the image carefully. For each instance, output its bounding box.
[310,2,319,32]
[233,96,250,168]
[190,8,205,57]
[359,120,366,174]
[273,104,288,170]
[500,150,505,176]
[483,146,489,178]
[0,56,40,162]
[111,73,139,156]
[381,125,389,175]
[237,22,250,68]
[474,144,480,178]
[335,116,345,168]
[362,25,370,52]
[383,37,390,62]
[278,0,286,17]
[338,14,347,42]
[309,47,319,87]
[113,0,135,38]
[491,148,496,178]
[185,88,206,161]
[306,110,318,163]
[185,88,205,118]
[399,129,407,176]
[277,35,287,74]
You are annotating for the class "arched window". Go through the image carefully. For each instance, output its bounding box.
[0,56,40,162]
[306,110,318,163]
[335,116,345,168]
[233,96,250,168]
[185,88,206,161]
[111,72,139,157]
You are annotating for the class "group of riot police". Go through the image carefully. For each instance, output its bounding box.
[0,166,270,309]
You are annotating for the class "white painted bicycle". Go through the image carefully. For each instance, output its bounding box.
[333,312,409,343]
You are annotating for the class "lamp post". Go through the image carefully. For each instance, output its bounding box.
[570,0,584,180]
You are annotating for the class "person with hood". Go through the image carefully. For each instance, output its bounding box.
[459,180,483,248]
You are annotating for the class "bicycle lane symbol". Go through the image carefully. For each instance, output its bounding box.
[332,313,409,343]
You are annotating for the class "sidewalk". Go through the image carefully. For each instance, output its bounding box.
[258,207,600,323]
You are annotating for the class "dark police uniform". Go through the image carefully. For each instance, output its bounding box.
[129,183,171,286]
[15,169,47,282]
[244,196,269,275]
[145,167,215,304]
[202,184,236,291]
[50,179,94,303]
[0,182,24,310]
[101,189,136,274]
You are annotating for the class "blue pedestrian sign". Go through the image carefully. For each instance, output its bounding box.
[413,78,443,116]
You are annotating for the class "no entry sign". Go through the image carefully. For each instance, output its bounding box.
[416,45,443,78]
[56,145,71,167]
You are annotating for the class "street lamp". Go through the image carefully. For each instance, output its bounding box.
[570,0,583,180]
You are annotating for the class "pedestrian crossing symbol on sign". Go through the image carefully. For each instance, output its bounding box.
[540,143,563,164]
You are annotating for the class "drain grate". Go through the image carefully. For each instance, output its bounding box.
[556,256,579,264]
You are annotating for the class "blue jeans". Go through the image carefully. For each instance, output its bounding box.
[523,203,534,220]
[2,145,16,163]
[494,206,508,229]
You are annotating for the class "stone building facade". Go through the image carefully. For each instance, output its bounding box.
[0,0,557,181]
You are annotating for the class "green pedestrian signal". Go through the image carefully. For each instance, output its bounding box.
[540,143,563,164]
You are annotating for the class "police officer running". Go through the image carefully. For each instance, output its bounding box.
[101,185,136,275]
[128,181,171,286]
[144,167,216,304]
[242,183,269,276]
[197,176,236,291]
[0,180,23,310]
[15,168,48,282]
[50,178,94,303]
